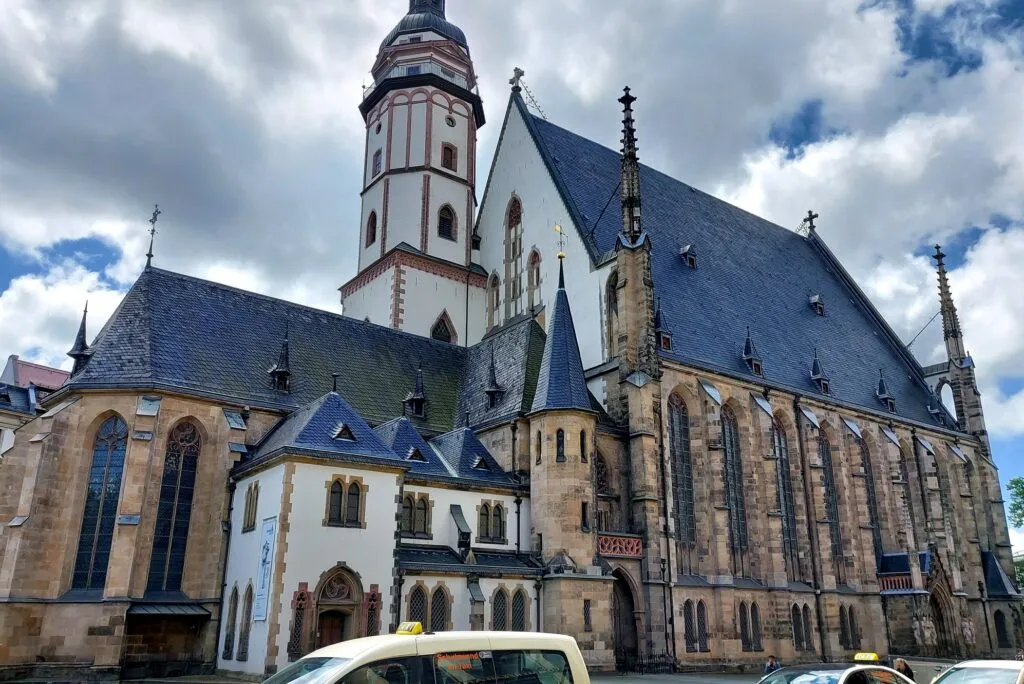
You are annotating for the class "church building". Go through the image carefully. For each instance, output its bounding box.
[0,0,1018,679]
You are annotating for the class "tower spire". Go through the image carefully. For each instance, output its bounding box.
[269,322,291,392]
[409,0,445,16]
[68,301,93,376]
[619,87,643,243]
[146,204,161,269]
[933,244,966,361]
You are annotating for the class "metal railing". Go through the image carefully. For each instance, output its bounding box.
[614,651,675,674]
[363,62,476,100]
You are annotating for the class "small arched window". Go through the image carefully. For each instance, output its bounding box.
[223,586,239,660]
[579,430,588,463]
[479,504,491,539]
[739,601,751,651]
[511,590,527,631]
[683,600,696,652]
[802,604,814,652]
[328,481,343,524]
[527,250,542,310]
[751,602,762,651]
[441,144,457,172]
[72,414,129,590]
[535,430,542,465]
[414,499,429,535]
[345,482,361,525]
[238,584,253,661]
[696,600,709,651]
[996,609,1010,648]
[372,149,382,177]
[488,274,501,329]
[366,212,378,248]
[493,589,508,630]
[401,496,414,533]
[409,586,428,623]
[492,504,505,540]
[792,604,805,651]
[430,588,448,632]
[431,315,454,344]
[147,421,201,593]
[556,429,566,462]
[438,205,456,241]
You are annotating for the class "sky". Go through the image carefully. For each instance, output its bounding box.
[0,1,1022,543]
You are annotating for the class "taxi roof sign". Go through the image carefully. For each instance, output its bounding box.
[853,652,880,662]
[396,621,423,635]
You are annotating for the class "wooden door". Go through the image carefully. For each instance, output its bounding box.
[318,611,346,648]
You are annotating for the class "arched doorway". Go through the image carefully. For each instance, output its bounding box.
[314,567,363,648]
[929,588,958,658]
[612,572,639,671]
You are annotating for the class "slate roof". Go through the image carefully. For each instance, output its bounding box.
[0,383,33,416]
[530,266,592,413]
[65,268,469,434]
[397,545,542,575]
[514,93,956,428]
[429,428,515,485]
[381,3,468,50]
[374,417,452,477]
[2,356,68,392]
[983,551,1019,598]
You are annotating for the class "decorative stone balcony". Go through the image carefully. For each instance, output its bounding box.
[598,533,643,559]
[879,573,913,591]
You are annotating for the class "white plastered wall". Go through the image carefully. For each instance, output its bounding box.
[341,267,394,327]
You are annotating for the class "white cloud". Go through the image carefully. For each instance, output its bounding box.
[1008,527,1024,557]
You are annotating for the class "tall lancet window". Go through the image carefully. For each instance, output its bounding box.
[488,274,501,329]
[527,250,542,311]
[859,438,883,563]
[148,421,201,593]
[505,197,524,318]
[721,405,748,576]
[773,420,800,581]
[668,394,696,572]
[72,415,129,590]
[819,433,845,584]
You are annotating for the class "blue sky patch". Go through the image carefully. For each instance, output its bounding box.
[768,99,846,159]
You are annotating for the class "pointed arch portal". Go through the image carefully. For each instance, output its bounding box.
[612,571,640,671]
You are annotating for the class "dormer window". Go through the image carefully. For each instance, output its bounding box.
[886,398,897,413]
[408,448,427,462]
[408,398,425,419]
[742,328,763,377]
[810,294,825,316]
[810,350,830,395]
[819,379,830,395]
[680,245,697,268]
[876,370,896,414]
[333,424,356,441]
[659,332,673,351]
[473,457,491,472]
[751,359,763,377]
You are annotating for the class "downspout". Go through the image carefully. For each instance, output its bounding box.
[794,397,828,657]
[215,479,237,659]
[658,430,676,661]
[510,420,518,478]
[515,496,523,556]
[534,579,543,633]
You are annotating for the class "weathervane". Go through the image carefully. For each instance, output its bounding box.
[509,67,525,92]
[146,204,161,268]
[555,223,567,260]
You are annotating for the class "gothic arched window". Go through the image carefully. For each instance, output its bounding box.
[802,604,814,652]
[345,482,361,525]
[401,496,413,533]
[506,197,524,317]
[668,394,695,547]
[438,205,456,241]
[147,421,201,593]
[366,211,377,247]
[849,605,860,649]
[72,414,128,591]
[527,250,541,310]
[859,438,883,562]
[721,406,748,574]
[996,610,1011,648]
[820,433,844,584]
[511,589,527,631]
[493,589,508,630]
[372,149,382,177]
[683,600,697,652]
[409,586,427,623]
[605,271,619,357]
[479,504,491,539]
[751,602,763,651]
[414,499,429,535]
[773,420,799,581]
[488,274,501,329]
[739,601,751,651]
[579,430,588,463]
[328,481,343,524]
[430,588,448,631]
[431,315,453,344]
[238,584,253,661]
[556,429,566,462]
[839,605,850,649]
[492,504,505,540]
[792,604,805,651]
[696,600,709,651]
[223,586,239,660]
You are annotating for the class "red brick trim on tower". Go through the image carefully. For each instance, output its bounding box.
[392,265,406,329]
[420,174,431,253]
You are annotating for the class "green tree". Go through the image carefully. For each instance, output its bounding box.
[1009,477,1024,528]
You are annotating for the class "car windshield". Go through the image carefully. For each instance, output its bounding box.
[933,665,1022,684]
[262,657,353,684]
[761,669,845,684]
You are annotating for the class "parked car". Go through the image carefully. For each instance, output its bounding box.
[263,622,588,684]
[759,662,914,684]
[929,659,1024,684]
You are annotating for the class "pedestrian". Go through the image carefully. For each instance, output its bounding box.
[893,658,915,680]
[763,654,782,675]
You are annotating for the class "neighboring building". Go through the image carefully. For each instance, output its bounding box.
[0,355,65,459]
[0,383,35,459]
[0,1,1017,680]
[1,354,70,401]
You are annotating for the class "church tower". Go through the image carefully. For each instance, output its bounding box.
[339,0,487,345]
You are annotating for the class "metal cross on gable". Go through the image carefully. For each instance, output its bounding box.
[509,67,525,92]
[145,204,161,268]
[805,210,819,231]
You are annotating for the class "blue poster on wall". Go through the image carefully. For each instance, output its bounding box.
[254,516,277,622]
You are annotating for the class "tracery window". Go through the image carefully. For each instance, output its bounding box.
[773,420,799,581]
[147,421,201,593]
[237,584,253,661]
[668,394,695,547]
[366,211,377,248]
[72,415,128,591]
[223,586,238,660]
[431,315,454,344]
[527,250,541,311]
[430,588,449,631]
[506,197,524,317]
[511,589,527,631]
[438,205,456,241]
[345,482,361,525]
[721,406,748,575]
[859,438,883,563]
[820,433,845,584]
[493,589,508,630]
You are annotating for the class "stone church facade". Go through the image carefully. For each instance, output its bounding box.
[0,0,1019,680]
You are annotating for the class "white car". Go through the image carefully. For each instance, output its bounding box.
[929,659,1024,684]
[759,662,914,684]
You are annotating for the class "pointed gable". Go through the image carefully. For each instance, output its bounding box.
[374,417,450,477]
[530,264,591,413]
[428,428,514,484]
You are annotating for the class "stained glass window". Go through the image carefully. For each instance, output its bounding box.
[493,590,508,630]
[345,482,361,525]
[430,588,448,631]
[511,590,527,631]
[859,439,883,562]
[819,434,844,583]
[773,421,800,581]
[72,415,128,590]
[147,421,201,593]
[329,481,343,524]
[409,586,427,623]
[721,406,748,572]
[668,395,695,545]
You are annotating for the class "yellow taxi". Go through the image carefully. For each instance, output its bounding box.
[262,622,589,684]
[758,652,914,684]
[928,659,1024,684]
